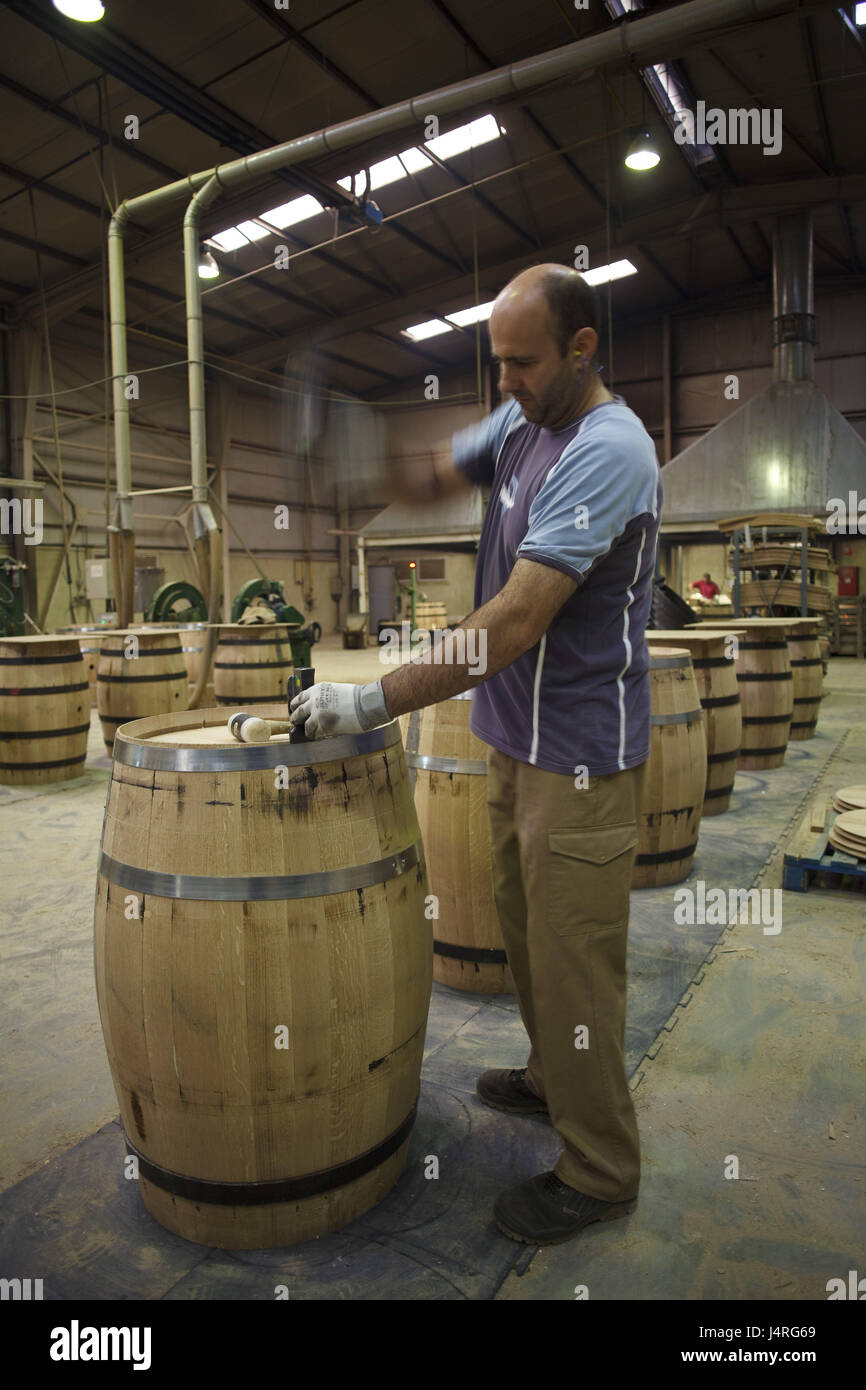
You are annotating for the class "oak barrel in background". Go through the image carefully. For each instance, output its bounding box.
[213,623,293,706]
[93,708,432,1248]
[404,693,513,994]
[647,629,743,816]
[696,618,794,769]
[633,647,707,888]
[58,622,116,710]
[95,630,189,754]
[0,634,90,785]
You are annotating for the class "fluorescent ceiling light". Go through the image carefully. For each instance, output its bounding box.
[582,259,638,287]
[52,0,105,19]
[856,1,866,23]
[446,300,496,327]
[402,319,454,342]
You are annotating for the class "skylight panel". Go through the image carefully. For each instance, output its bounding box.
[582,259,638,287]
[446,301,496,327]
[260,195,324,228]
[425,114,501,161]
[402,319,454,341]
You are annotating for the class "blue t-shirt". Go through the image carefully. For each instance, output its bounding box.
[452,394,662,776]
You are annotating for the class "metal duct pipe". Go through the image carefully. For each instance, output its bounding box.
[772,209,815,384]
[107,0,794,623]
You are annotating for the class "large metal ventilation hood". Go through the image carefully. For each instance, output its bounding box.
[660,210,866,525]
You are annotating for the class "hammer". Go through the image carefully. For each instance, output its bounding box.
[227,712,294,744]
[227,667,316,744]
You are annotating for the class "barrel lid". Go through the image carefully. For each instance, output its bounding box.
[648,646,693,669]
[0,633,83,645]
[648,629,746,642]
[112,707,402,770]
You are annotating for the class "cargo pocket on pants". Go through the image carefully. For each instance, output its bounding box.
[547,823,639,935]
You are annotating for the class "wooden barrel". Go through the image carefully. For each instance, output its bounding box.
[58,623,117,710]
[647,630,743,816]
[152,622,216,703]
[695,619,794,770]
[788,637,822,740]
[404,693,512,994]
[96,630,189,755]
[93,708,431,1248]
[213,624,293,706]
[0,635,90,785]
[633,648,707,889]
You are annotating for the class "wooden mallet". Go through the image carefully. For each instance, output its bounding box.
[227,712,294,744]
[227,667,316,744]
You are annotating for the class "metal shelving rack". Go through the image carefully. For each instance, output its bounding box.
[728,520,830,617]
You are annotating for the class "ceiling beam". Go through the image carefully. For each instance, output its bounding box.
[229,171,866,368]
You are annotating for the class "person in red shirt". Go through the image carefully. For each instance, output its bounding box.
[691,573,720,599]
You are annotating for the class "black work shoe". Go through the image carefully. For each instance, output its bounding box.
[494,1171,638,1246]
[476,1067,549,1116]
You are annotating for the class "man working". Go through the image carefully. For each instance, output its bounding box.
[291,263,662,1246]
[691,572,720,599]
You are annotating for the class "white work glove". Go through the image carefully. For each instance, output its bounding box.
[289,680,390,739]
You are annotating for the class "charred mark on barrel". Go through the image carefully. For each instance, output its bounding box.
[382,754,393,795]
[205,799,234,806]
[356,887,366,918]
[305,765,319,793]
[368,1054,387,1072]
[129,1090,146,1142]
[239,782,246,805]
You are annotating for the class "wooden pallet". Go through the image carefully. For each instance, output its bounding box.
[783,796,866,892]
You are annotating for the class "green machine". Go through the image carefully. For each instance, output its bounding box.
[145,581,209,624]
[144,578,321,666]
[231,579,321,667]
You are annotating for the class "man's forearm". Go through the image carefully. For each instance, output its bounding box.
[380,591,538,718]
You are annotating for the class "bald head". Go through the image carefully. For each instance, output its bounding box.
[488,262,605,429]
[491,263,601,357]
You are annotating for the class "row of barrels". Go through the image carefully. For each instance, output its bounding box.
[83,617,818,1252]
[402,617,825,993]
[0,625,297,784]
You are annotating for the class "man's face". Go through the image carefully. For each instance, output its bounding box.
[489,296,580,428]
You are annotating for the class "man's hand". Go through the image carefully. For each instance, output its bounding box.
[289,679,390,739]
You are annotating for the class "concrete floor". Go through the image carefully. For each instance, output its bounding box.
[0,640,863,1300]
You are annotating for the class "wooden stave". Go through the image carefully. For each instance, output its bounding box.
[93,711,432,1248]
[633,649,707,889]
[96,632,190,754]
[212,625,293,706]
[406,696,513,995]
[0,636,89,784]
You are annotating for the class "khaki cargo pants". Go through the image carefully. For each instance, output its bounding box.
[487,749,647,1201]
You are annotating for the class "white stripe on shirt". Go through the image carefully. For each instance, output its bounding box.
[616,527,647,770]
[529,632,547,766]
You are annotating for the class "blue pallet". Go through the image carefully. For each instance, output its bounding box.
[783,803,866,892]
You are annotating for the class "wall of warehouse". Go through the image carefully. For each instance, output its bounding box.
[3,283,864,635]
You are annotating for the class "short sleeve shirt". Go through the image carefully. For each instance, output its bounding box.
[452,394,662,776]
